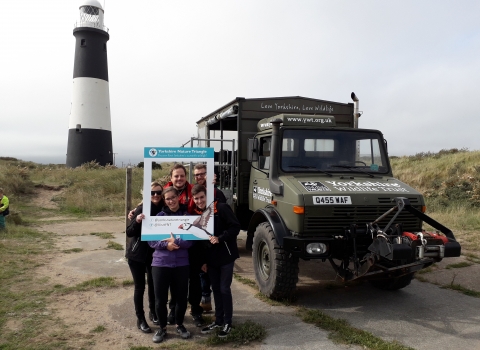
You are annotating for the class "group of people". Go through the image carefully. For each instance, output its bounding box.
[126,163,240,343]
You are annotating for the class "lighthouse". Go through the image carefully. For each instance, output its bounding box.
[66,0,113,167]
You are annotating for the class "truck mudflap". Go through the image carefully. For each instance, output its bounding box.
[331,197,461,282]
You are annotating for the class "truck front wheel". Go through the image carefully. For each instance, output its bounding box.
[252,222,299,299]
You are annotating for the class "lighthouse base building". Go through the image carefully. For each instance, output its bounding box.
[66,0,113,167]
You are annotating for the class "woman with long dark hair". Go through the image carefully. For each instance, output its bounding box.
[126,182,164,333]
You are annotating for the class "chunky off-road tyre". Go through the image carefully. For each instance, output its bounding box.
[369,272,415,290]
[252,222,299,299]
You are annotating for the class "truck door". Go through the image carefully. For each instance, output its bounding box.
[249,136,272,212]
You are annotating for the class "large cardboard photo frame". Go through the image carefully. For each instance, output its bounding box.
[141,147,214,241]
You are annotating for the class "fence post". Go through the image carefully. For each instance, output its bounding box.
[124,166,133,260]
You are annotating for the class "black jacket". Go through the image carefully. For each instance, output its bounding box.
[214,187,227,204]
[207,203,241,267]
[125,202,163,264]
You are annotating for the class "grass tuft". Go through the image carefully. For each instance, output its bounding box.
[91,325,106,333]
[62,248,83,253]
[297,308,414,350]
[446,262,473,269]
[442,284,480,298]
[106,241,123,250]
[233,273,257,288]
[60,277,118,293]
[90,232,115,239]
[204,320,266,346]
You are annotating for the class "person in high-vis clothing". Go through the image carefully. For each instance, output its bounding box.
[0,188,9,230]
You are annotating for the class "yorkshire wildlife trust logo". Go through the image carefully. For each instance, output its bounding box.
[149,148,158,157]
[299,181,331,192]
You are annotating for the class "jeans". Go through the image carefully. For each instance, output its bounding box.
[208,261,234,325]
[152,265,189,328]
[127,259,155,320]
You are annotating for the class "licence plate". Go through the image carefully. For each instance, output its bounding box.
[313,196,352,205]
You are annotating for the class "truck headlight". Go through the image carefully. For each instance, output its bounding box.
[306,243,327,255]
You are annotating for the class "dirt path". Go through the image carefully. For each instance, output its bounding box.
[30,189,480,349]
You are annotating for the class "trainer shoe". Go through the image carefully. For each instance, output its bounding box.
[167,309,175,325]
[192,313,205,327]
[176,324,191,339]
[218,323,232,338]
[152,328,167,343]
[201,321,222,334]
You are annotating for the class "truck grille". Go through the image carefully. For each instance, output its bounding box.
[304,203,422,235]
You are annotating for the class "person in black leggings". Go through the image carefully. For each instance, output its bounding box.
[126,182,164,333]
[149,187,192,343]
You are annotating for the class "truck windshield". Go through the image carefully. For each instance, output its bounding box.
[281,129,389,174]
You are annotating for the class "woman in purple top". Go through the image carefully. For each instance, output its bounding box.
[149,187,192,343]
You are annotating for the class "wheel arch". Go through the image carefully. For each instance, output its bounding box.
[246,206,289,250]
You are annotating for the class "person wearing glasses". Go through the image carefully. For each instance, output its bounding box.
[126,182,164,334]
[149,187,192,343]
[193,163,227,203]
[192,164,226,314]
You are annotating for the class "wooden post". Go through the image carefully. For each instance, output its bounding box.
[125,166,133,226]
[124,166,133,260]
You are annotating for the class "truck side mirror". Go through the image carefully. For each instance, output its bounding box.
[247,138,259,162]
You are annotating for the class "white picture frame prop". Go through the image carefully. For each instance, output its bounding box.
[141,147,214,241]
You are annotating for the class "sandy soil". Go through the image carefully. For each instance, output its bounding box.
[29,185,219,349]
[25,188,480,349]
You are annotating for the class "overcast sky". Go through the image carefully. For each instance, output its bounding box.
[1,0,479,166]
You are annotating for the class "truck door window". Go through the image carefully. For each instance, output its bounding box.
[259,137,271,170]
[358,139,384,166]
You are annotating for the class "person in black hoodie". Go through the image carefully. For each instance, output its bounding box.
[191,185,240,338]
[126,182,164,334]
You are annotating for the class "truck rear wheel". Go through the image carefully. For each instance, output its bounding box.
[252,222,299,299]
[369,272,415,290]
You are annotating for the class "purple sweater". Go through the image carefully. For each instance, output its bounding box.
[148,238,192,268]
[148,203,192,268]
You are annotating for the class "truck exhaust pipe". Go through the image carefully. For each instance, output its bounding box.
[351,92,360,129]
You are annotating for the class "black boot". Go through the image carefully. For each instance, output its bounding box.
[137,318,152,333]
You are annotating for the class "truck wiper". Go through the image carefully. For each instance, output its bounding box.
[288,165,332,177]
[328,165,375,178]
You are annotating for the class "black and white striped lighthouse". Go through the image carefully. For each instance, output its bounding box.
[66,0,113,167]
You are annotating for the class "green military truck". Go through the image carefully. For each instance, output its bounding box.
[195,94,461,299]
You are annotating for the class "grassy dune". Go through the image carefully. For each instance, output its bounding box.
[390,149,480,250]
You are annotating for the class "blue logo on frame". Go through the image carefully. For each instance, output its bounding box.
[148,148,158,157]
